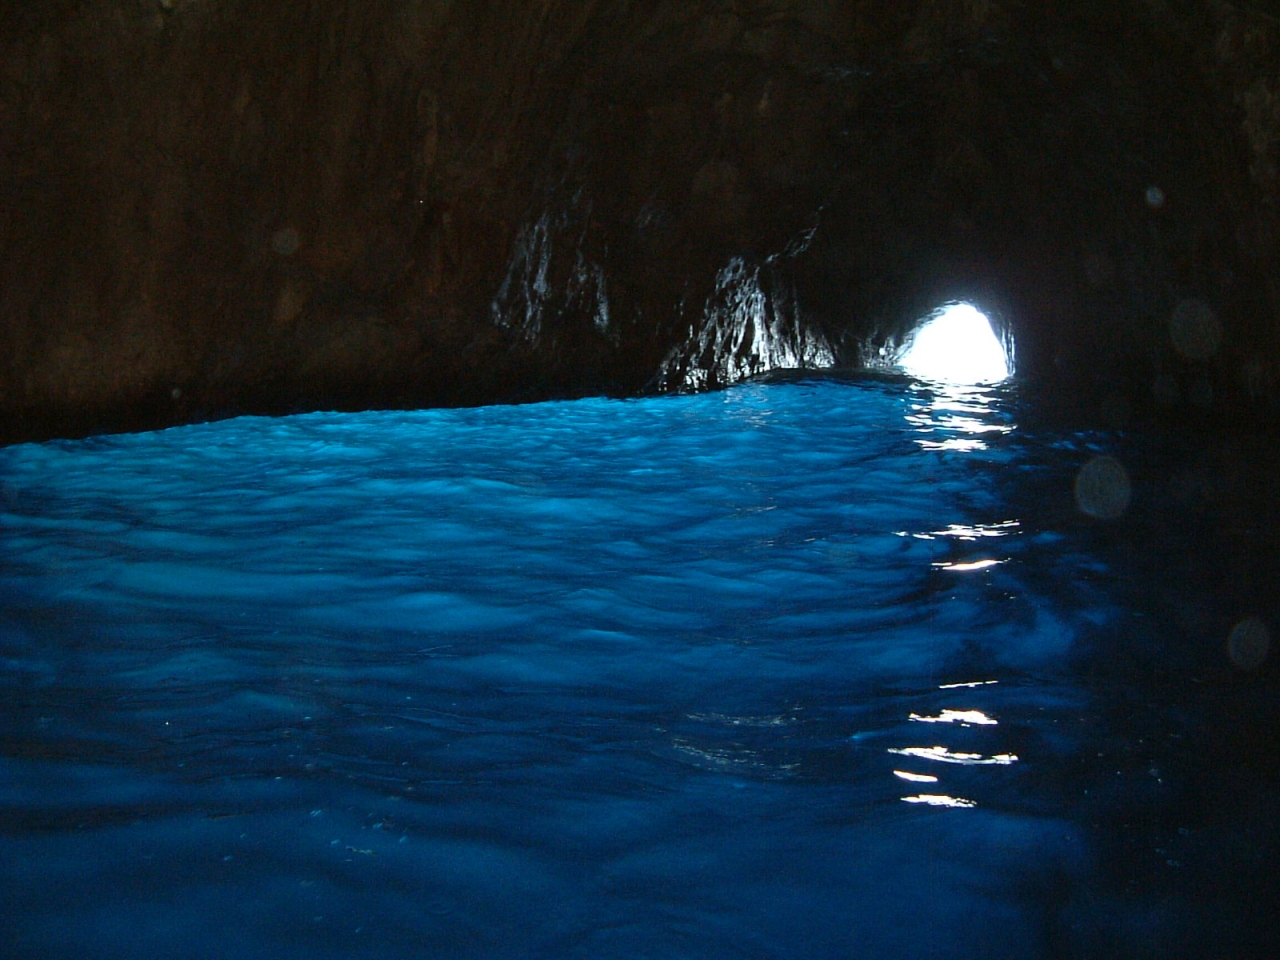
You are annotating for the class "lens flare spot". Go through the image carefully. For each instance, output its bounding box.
[272,226,301,257]
[1228,617,1270,671]
[1075,455,1131,520]
[1170,299,1221,362]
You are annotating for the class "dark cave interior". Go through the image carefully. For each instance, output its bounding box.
[1,0,1278,442]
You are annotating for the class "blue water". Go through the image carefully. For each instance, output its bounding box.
[2,378,1276,959]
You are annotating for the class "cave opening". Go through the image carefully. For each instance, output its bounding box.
[897,302,1012,386]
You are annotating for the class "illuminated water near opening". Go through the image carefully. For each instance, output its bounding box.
[898,303,1010,385]
[2,379,1277,958]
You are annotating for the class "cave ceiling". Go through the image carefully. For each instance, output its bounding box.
[1,0,1278,441]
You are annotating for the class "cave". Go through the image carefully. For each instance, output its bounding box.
[2,2,1279,957]
[2,0,1278,438]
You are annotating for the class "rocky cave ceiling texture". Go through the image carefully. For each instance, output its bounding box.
[1,0,1278,442]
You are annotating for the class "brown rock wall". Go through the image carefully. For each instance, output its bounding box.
[1,0,1277,441]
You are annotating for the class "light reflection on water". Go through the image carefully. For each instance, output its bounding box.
[906,385,1017,452]
[931,558,1005,571]
[1,376,1277,958]
[901,794,978,808]
[909,710,999,726]
[887,746,1020,766]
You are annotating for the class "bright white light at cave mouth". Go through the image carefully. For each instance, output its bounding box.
[898,303,1011,384]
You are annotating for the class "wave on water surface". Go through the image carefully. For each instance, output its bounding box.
[2,378,1276,959]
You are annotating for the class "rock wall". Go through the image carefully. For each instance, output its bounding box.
[1,0,1277,441]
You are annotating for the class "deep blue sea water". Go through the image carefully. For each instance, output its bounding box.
[2,377,1277,959]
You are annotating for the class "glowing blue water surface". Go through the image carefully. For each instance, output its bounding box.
[0,379,1274,959]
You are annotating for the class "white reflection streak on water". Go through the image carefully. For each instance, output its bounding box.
[931,558,1005,572]
[906,383,1015,453]
[912,404,1016,667]
[915,437,989,452]
[888,746,1019,766]
[909,710,999,726]
[902,794,977,808]
[931,520,1020,540]
[895,384,1020,805]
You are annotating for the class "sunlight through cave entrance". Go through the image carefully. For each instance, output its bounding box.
[897,303,1012,385]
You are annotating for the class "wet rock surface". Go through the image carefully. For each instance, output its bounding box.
[2,0,1278,442]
